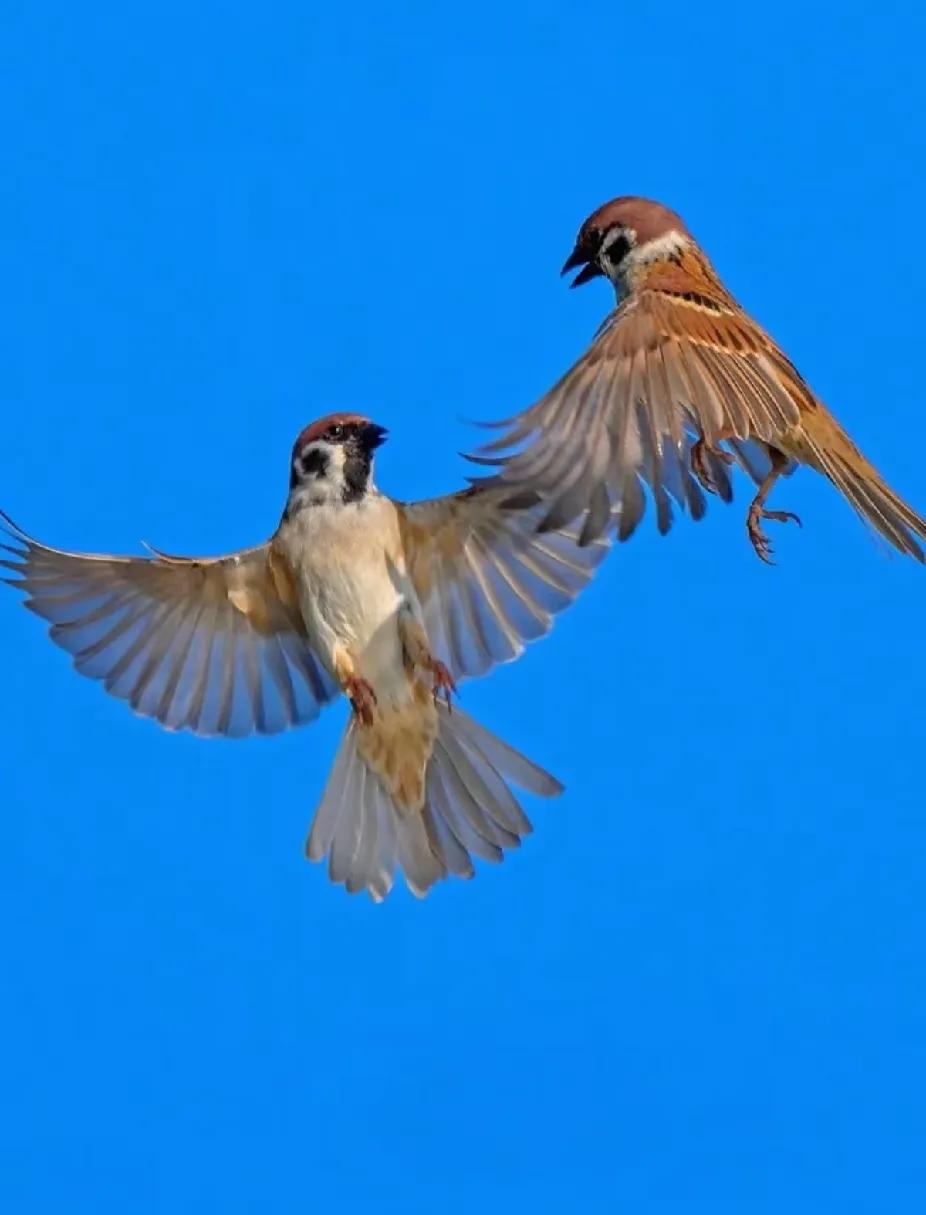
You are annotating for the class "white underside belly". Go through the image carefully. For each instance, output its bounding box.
[279,495,422,705]
[305,562,407,695]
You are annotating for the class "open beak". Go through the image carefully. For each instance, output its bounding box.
[363,422,389,450]
[561,243,604,288]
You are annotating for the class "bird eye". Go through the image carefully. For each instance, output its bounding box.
[327,423,344,440]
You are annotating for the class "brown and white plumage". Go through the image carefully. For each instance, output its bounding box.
[2,413,609,900]
[0,519,336,735]
[474,195,926,562]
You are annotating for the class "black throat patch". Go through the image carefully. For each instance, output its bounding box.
[341,448,372,503]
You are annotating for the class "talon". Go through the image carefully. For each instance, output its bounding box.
[427,659,457,711]
[763,509,802,528]
[346,676,377,726]
[749,527,776,565]
[747,504,800,565]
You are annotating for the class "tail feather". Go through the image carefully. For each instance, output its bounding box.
[441,733,531,843]
[421,767,477,879]
[306,725,355,862]
[803,427,926,561]
[345,765,377,897]
[356,774,398,902]
[429,734,509,860]
[327,737,367,885]
[451,707,563,798]
[442,725,532,838]
[391,772,447,898]
[305,704,561,902]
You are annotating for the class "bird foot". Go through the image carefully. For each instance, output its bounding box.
[747,504,802,564]
[691,437,734,496]
[427,659,457,711]
[346,676,378,726]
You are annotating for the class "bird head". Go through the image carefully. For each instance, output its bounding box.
[561,196,692,290]
[289,413,388,506]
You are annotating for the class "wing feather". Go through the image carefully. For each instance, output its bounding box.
[1,511,335,736]
[473,267,811,541]
[399,487,609,683]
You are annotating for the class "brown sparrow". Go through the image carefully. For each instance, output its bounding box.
[1,414,610,901]
[473,195,926,562]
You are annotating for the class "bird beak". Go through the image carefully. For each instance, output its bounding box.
[561,243,604,288]
[363,422,388,450]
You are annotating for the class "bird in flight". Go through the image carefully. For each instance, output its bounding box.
[473,195,926,563]
[1,414,608,900]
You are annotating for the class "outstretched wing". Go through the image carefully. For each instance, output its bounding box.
[474,259,807,542]
[398,486,609,682]
[0,512,336,736]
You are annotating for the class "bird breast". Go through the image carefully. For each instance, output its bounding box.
[277,494,420,702]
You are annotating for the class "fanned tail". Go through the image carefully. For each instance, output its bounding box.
[304,704,562,902]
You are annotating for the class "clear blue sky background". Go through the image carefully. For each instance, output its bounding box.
[2,3,925,1211]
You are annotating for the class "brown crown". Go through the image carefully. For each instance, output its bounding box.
[291,412,372,456]
[579,196,691,244]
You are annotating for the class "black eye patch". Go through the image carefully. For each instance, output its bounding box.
[299,448,329,477]
[602,232,631,265]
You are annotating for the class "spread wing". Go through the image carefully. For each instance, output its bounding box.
[474,270,808,542]
[398,487,609,682]
[0,511,336,736]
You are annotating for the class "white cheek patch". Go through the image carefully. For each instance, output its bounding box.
[624,230,690,269]
[299,441,344,479]
[296,440,350,507]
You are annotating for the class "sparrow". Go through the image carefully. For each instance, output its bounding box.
[472,195,926,562]
[1,413,609,901]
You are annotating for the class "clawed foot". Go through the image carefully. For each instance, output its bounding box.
[346,676,378,726]
[427,659,457,711]
[691,436,734,496]
[747,503,802,564]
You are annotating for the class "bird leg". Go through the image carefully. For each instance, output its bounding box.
[746,447,802,564]
[333,645,378,726]
[691,430,735,496]
[345,676,378,726]
[398,610,457,710]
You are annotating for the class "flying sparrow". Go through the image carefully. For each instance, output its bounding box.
[473,195,926,562]
[1,414,609,900]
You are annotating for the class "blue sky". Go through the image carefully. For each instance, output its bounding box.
[2,2,925,1211]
